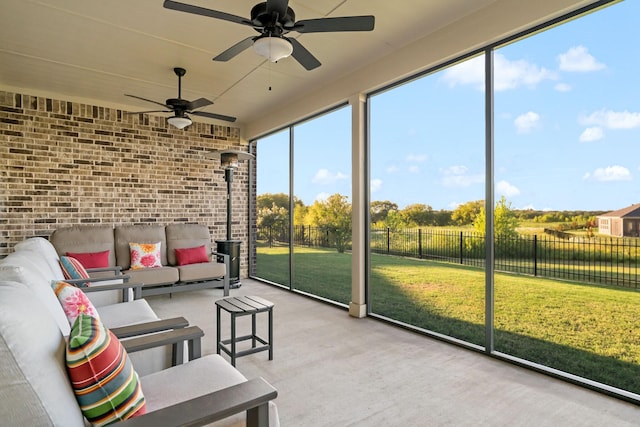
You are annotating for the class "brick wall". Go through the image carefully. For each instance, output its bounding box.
[0,90,252,277]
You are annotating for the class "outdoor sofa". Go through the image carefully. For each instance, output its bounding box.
[0,236,280,426]
[49,223,231,297]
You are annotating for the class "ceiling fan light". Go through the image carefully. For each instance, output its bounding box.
[253,36,293,62]
[167,115,192,129]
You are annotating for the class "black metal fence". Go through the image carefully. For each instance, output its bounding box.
[257,225,640,289]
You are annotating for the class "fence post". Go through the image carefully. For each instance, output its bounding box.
[418,229,423,259]
[387,227,390,254]
[459,231,463,264]
[534,234,537,277]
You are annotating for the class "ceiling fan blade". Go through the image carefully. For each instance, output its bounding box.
[266,0,289,18]
[191,111,237,123]
[163,0,251,26]
[124,110,171,115]
[187,97,213,110]
[125,94,169,109]
[293,16,375,33]
[213,37,255,62]
[288,38,321,70]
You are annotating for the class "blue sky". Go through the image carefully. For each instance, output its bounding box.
[258,1,639,212]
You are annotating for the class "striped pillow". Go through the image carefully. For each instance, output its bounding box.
[59,255,91,287]
[66,313,146,426]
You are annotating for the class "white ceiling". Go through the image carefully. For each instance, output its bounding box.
[0,0,598,133]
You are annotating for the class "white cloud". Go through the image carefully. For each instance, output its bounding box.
[441,165,484,187]
[579,127,604,142]
[371,178,382,193]
[554,82,572,92]
[314,192,330,202]
[312,168,348,185]
[408,166,420,174]
[583,165,632,182]
[406,153,427,163]
[558,45,606,72]
[440,53,556,91]
[386,165,398,174]
[496,180,520,197]
[443,165,469,175]
[579,109,640,129]
[514,111,540,134]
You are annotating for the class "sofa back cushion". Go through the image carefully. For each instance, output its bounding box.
[50,225,117,267]
[165,223,212,266]
[115,225,167,269]
[0,252,71,336]
[0,281,86,427]
[14,237,65,281]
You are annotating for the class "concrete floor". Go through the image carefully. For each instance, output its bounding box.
[146,279,640,426]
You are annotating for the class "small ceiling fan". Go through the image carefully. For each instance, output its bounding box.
[125,67,236,129]
[163,0,375,71]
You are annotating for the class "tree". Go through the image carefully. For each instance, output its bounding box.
[473,196,519,239]
[257,193,290,210]
[452,200,484,225]
[400,203,434,226]
[307,193,352,253]
[257,203,288,245]
[370,200,398,224]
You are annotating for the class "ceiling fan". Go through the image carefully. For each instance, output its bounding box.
[125,67,236,129]
[163,0,375,71]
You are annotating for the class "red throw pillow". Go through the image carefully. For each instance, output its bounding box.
[175,245,209,266]
[66,250,110,268]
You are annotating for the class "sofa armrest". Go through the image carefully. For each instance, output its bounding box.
[110,316,189,339]
[211,251,231,297]
[118,377,277,427]
[64,274,130,286]
[81,280,142,300]
[86,266,123,275]
[122,325,204,365]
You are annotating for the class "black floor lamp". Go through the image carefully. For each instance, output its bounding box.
[204,150,254,287]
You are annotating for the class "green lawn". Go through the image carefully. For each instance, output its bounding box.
[256,245,640,394]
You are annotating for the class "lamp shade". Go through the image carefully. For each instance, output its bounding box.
[167,115,192,129]
[253,36,293,62]
[204,150,254,168]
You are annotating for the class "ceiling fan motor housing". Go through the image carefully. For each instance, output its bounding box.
[250,3,296,30]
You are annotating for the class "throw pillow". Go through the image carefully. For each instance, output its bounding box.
[52,281,100,326]
[66,313,146,426]
[59,255,91,286]
[129,242,162,270]
[66,249,110,269]
[175,245,209,266]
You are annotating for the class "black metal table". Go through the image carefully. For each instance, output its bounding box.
[216,295,274,367]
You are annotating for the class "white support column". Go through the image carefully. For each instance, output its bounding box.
[349,93,367,318]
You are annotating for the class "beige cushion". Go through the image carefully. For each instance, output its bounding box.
[125,266,179,286]
[177,261,226,282]
[141,354,280,427]
[49,225,117,267]
[116,225,167,269]
[0,259,71,336]
[166,223,212,266]
[0,281,85,427]
[14,237,65,281]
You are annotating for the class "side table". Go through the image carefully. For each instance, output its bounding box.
[216,295,274,367]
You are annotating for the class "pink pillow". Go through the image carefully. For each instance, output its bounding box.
[51,281,100,326]
[130,242,162,269]
[66,250,110,268]
[175,245,209,266]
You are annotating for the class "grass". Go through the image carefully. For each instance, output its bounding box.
[256,245,640,394]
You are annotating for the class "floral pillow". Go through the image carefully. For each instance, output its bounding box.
[129,242,162,270]
[51,280,100,326]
